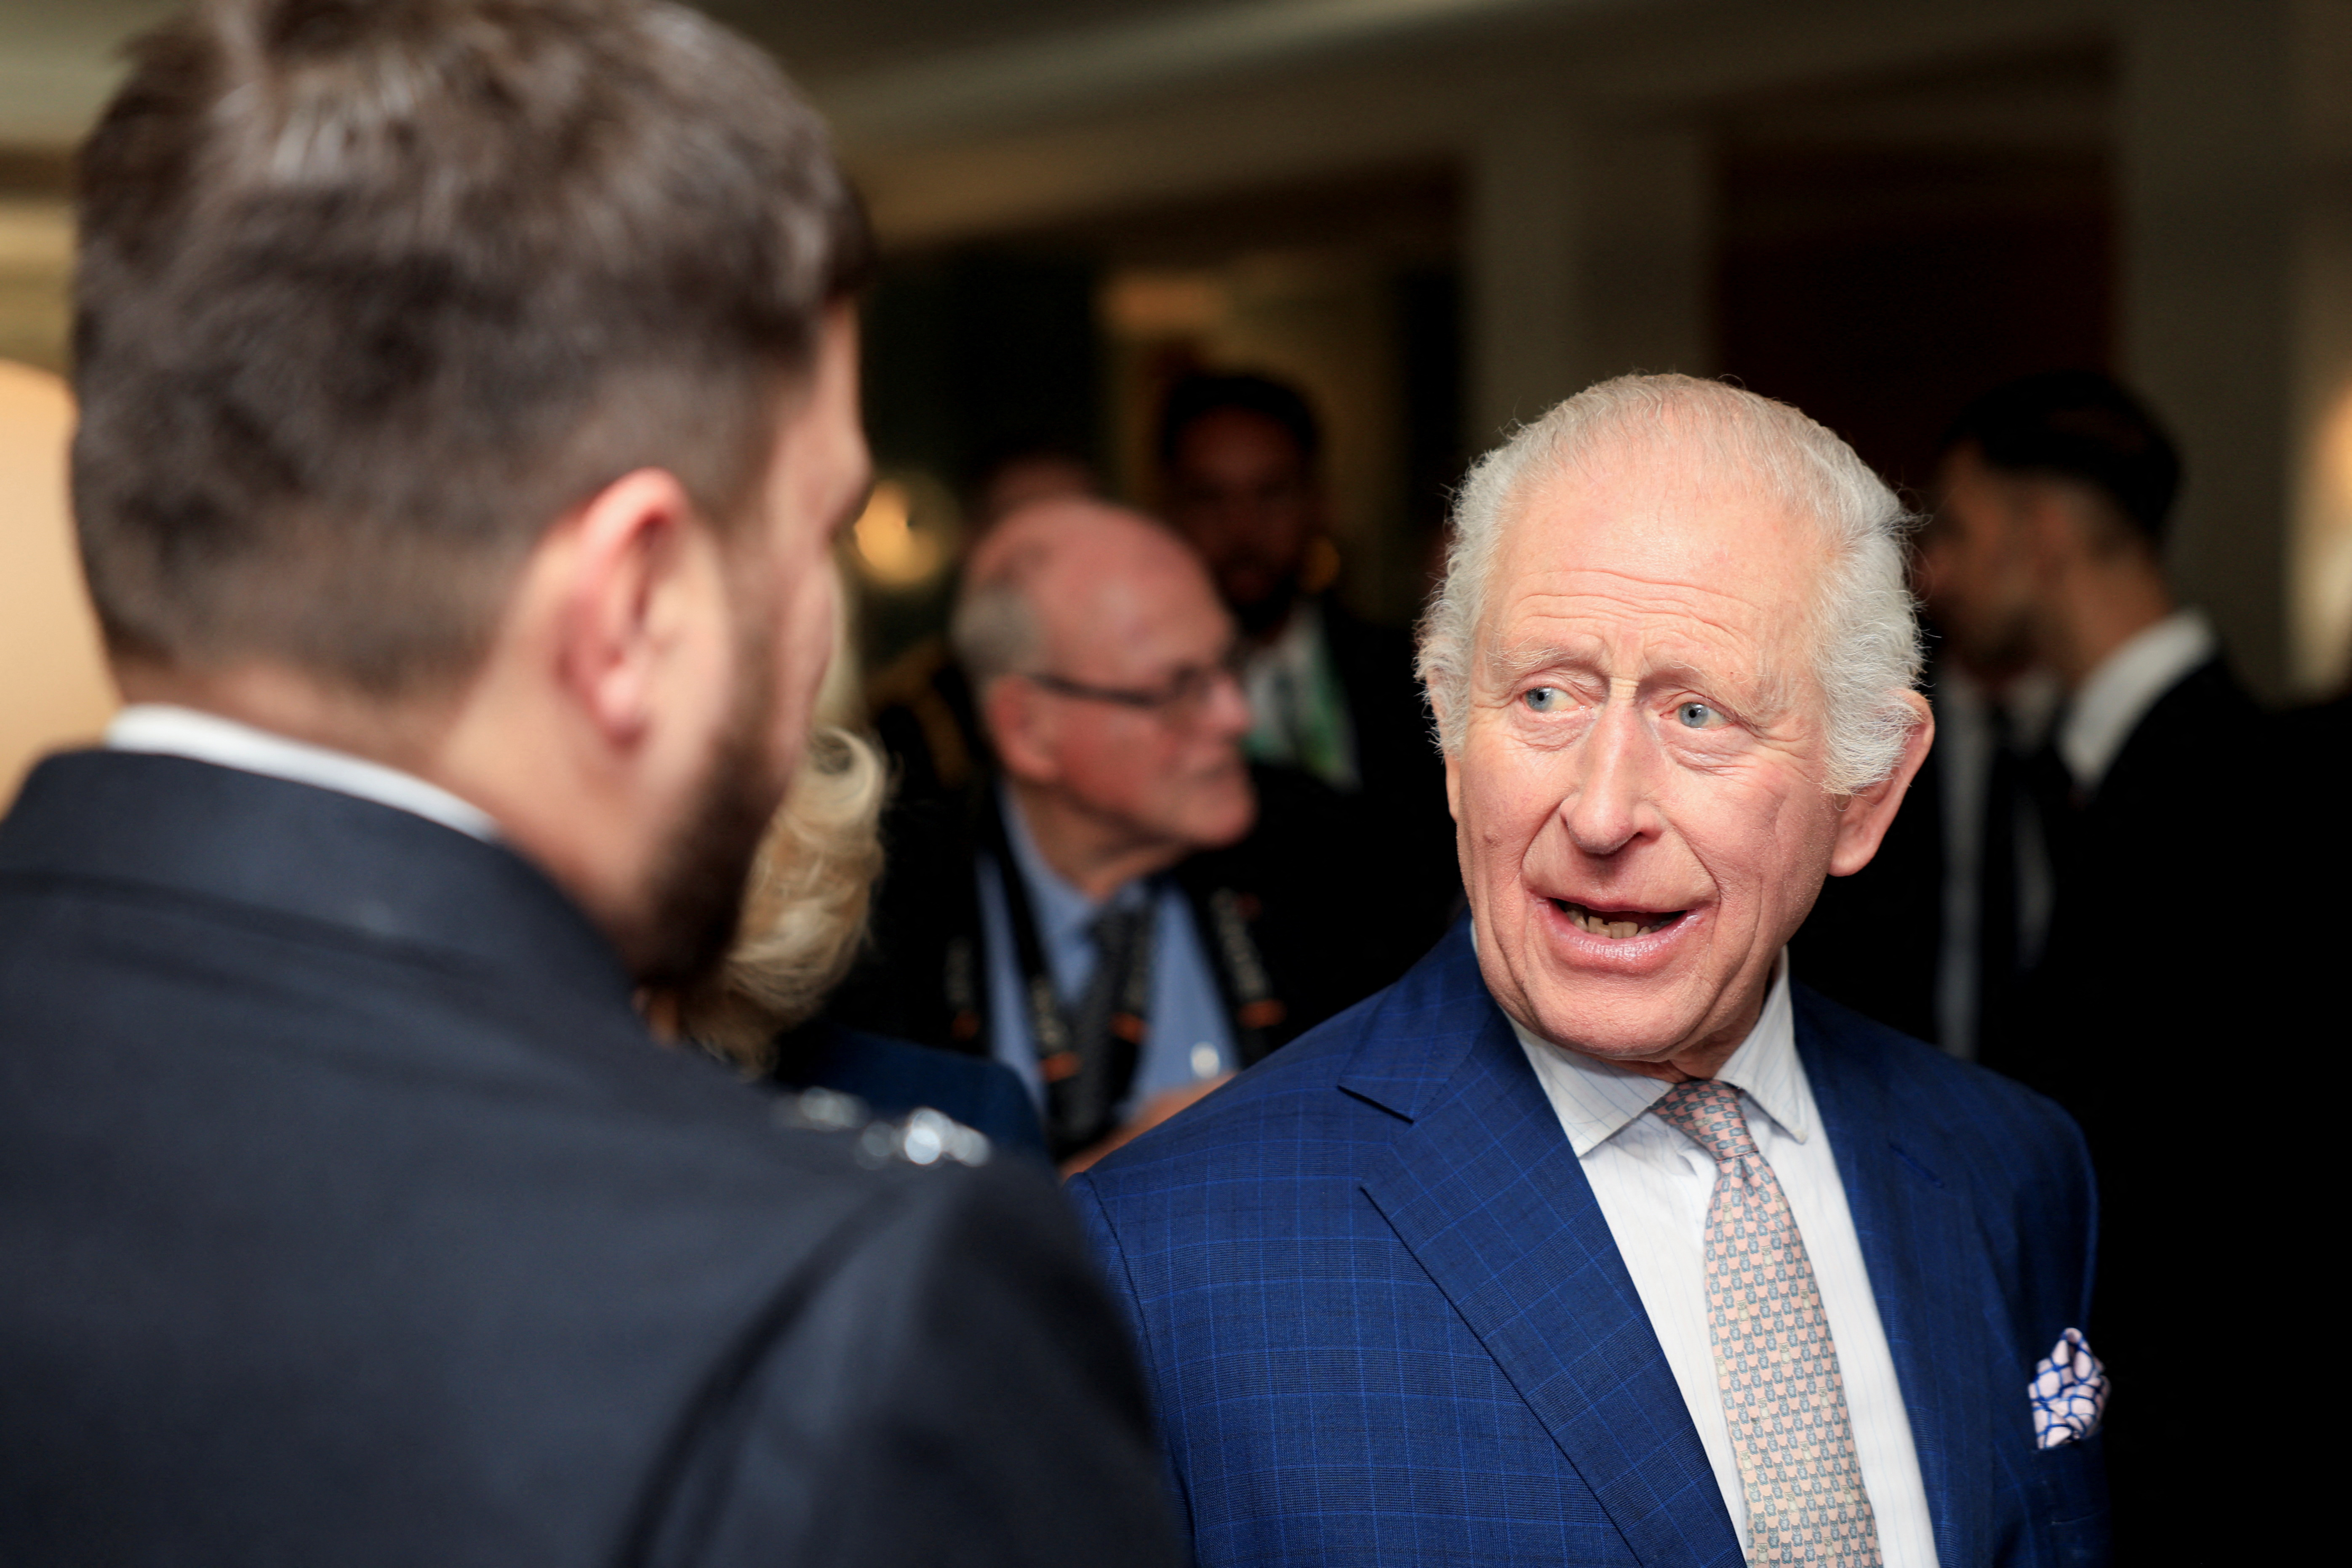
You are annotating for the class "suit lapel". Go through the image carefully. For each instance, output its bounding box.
[1347,933,1740,1568]
[1798,995,1995,1568]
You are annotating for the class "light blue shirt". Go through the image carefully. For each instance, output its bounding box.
[977,787,1235,1119]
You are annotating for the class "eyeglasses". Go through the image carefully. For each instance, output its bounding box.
[1019,645,1247,725]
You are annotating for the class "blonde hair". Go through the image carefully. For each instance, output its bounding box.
[677,724,888,1072]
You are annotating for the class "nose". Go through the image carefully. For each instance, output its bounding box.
[1560,691,1660,857]
[1198,663,1253,739]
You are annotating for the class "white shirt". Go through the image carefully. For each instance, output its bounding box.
[1511,960,1940,1567]
[106,704,498,842]
[1239,599,1359,790]
[2056,607,2216,793]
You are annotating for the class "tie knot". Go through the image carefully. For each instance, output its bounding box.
[1652,1078,1757,1163]
[1088,899,1147,952]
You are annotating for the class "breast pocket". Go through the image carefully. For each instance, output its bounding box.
[2037,1430,2109,1566]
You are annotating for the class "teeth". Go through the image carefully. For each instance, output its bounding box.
[1560,901,1677,939]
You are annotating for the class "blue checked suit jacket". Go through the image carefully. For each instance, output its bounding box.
[1069,921,2109,1567]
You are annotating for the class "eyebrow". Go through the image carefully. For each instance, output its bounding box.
[1481,639,1795,720]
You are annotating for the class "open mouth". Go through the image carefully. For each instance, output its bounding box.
[1553,900,1686,940]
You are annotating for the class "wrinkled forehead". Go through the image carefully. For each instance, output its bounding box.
[1479,451,1829,672]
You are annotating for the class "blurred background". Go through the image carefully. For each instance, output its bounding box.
[8,0,2352,787]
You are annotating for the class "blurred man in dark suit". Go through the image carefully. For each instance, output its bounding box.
[1158,371,1459,925]
[1928,373,2258,1089]
[831,497,1415,1169]
[1924,370,2274,1560]
[0,4,1176,1564]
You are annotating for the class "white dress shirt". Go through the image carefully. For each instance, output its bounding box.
[106,703,498,841]
[1511,960,1940,1567]
[1239,598,1359,790]
[2056,606,2216,793]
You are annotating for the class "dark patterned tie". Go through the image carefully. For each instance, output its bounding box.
[1042,899,1152,1158]
[1653,1079,1883,1567]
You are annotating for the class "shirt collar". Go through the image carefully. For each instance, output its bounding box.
[105,704,498,842]
[1261,597,1325,680]
[995,781,1142,947]
[1505,954,1806,1156]
[2058,607,2215,790]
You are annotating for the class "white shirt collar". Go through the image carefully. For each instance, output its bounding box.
[105,704,499,842]
[2057,607,2215,791]
[1259,597,1325,683]
[1504,956,1806,1156]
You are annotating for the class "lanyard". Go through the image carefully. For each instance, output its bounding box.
[985,802,1160,1158]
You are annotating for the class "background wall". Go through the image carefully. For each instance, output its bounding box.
[0,362,115,804]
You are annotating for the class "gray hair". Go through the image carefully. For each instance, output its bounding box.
[948,542,1051,688]
[1416,374,1922,793]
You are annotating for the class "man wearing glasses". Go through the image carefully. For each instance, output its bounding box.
[830,499,1413,1169]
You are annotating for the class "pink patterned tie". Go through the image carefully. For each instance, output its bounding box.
[1653,1078,1883,1567]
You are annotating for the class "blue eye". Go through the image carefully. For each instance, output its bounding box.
[1677,701,1717,728]
[1523,687,1561,712]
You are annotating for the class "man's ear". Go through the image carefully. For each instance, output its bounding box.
[1429,692,1462,823]
[552,467,705,749]
[1828,691,1934,877]
[983,676,1061,785]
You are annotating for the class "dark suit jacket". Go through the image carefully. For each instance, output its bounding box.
[1071,922,2106,1567]
[1318,596,1462,926]
[0,751,1177,1567]
[774,1022,1051,1160]
[2013,656,2290,1560]
[1789,659,1948,1044]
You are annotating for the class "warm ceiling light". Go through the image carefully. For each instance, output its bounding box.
[851,479,946,587]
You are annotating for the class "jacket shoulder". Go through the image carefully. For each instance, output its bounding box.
[1794,984,2093,1205]
[1083,984,1395,1197]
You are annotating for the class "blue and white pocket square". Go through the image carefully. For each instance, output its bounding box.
[2029,1327,2107,1449]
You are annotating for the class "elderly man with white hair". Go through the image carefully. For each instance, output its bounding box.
[1070,376,2108,1568]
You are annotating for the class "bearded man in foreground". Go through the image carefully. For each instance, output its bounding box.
[0,4,1175,1563]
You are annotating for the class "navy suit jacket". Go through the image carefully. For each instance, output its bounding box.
[1071,922,2107,1567]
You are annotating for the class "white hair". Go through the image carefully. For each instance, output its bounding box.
[1416,374,1922,794]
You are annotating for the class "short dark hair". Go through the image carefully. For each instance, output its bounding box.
[1939,371,2182,546]
[1156,371,1321,471]
[72,0,872,695]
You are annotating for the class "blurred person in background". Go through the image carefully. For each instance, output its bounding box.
[1923,369,2281,1560]
[866,435,1101,812]
[829,496,1411,1170]
[0,3,1177,1563]
[1793,405,2070,1061]
[1158,371,1458,936]
[1930,371,2258,1087]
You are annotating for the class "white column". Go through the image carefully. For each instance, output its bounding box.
[1467,104,1590,447]
[1465,109,1715,453]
